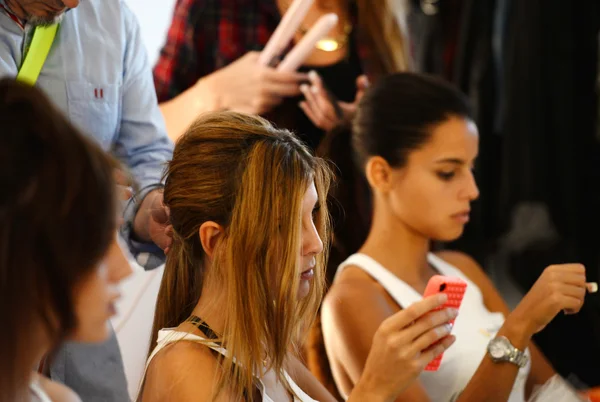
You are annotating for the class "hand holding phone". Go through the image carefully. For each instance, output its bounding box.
[422,275,467,371]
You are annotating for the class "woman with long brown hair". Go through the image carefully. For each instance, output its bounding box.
[154,0,410,146]
[0,79,132,402]
[138,111,459,402]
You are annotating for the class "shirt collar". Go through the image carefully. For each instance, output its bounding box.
[0,0,25,30]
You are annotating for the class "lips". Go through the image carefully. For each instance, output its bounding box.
[300,266,315,280]
[452,210,470,224]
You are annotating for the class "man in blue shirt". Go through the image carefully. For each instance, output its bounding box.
[0,0,174,400]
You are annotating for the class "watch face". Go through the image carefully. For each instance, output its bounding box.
[489,338,509,359]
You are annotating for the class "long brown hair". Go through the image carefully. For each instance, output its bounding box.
[0,79,117,402]
[356,0,412,74]
[149,111,332,401]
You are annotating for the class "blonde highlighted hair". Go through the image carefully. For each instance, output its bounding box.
[149,111,332,401]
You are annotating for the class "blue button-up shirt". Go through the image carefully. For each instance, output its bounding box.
[0,0,174,270]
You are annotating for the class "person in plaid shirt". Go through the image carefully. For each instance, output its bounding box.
[153,0,411,148]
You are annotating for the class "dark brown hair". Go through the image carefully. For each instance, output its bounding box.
[308,73,473,398]
[0,79,117,402]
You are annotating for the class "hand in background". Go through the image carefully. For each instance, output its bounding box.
[299,72,369,131]
[207,51,308,115]
[133,189,172,254]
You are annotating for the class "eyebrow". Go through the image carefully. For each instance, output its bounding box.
[434,158,465,165]
[434,157,478,166]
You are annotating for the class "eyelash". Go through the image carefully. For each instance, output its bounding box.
[312,204,321,219]
[437,165,477,182]
[437,171,456,181]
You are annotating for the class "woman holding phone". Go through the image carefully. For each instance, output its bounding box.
[154,0,410,148]
[318,72,592,401]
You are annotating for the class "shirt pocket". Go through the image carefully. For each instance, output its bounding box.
[66,82,120,150]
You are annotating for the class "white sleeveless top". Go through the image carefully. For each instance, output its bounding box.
[30,381,53,402]
[336,253,531,402]
[140,329,318,402]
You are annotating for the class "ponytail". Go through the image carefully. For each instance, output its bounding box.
[147,234,205,358]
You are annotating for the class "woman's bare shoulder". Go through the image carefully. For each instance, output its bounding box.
[142,339,227,402]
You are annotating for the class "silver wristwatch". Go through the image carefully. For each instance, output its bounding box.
[487,336,528,368]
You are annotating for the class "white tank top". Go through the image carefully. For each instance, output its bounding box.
[140,329,318,402]
[336,253,531,402]
[29,380,53,402]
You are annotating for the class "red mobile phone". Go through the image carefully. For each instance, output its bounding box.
[422,275,467,371]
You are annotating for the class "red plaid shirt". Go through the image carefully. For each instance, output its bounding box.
[153,0,376,103]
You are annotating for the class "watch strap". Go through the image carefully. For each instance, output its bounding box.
[488,336,529,368]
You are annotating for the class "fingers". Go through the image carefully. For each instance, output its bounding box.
[354,74,369,103]
[543,265,587,315]
[557,283,587,300]
[338,101,357,122]
[259,68,306,100]
[546,263,585,276]
[382,294,448,332]
[307,71,338,117]
[117,185,133,201]
[404,308,458,344]
[152,227,173,251]
[262,68,308,84]
[300,84,335,120]
[265,80,303,97]
[557,281,587,315]
[163,225,174,255]
[113,169,130,186]
[356,74,370,90]
[114,172,133,206]
[556,272,587,287]
[560,295,585,315]
[149,192,170,225]
[409,322,454,356]
[151,205,170,226]
[417,335,456,368]
[299,84,337,130]
[299,101,323,127]
[242,51,262,63]
[114,169,133,201]
[146,192,173,252]
[300,71,340,129]
[587,282,598,293]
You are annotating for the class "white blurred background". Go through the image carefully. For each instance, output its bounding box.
[125,0,177,65]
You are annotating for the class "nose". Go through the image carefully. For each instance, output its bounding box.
[105,234,133,283]
[302,221,324,257]
[460,170,480,201]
